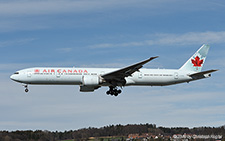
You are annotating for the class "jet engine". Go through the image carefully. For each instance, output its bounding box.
[80,75,102,92]
[82,75,101,86]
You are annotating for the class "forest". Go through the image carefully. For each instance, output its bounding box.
[0,123,225,141]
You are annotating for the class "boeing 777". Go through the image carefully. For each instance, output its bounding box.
[10,44,218,96]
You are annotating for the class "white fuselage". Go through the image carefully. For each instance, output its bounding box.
[10,67,199,87]
[9,45,216,95]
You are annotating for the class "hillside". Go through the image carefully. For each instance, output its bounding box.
[0,124,224,140]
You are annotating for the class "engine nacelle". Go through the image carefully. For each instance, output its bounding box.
[82,75,100,86]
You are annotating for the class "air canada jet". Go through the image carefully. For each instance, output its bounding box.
[10,44,217,96]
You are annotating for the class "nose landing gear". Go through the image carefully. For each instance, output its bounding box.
[106,86,122,96]
[23,84,29,93]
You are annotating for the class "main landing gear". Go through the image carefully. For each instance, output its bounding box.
[106,86,122,96]
[23,84,29,93]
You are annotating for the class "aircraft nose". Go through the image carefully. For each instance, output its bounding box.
[10,74,15,81]
[10,72,23,83]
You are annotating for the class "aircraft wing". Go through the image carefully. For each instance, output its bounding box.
[188,69,218,77]
[102,56,158,85]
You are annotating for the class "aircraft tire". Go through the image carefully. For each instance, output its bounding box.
[25,89,28,92]
[106,91,110,95]
[110,91,114,96]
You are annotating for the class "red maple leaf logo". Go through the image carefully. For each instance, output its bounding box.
[191,56,203,67]
[34,69,40,73]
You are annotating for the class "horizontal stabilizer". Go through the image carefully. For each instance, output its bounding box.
[189,69,218,77]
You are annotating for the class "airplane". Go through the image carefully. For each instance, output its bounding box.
[10,44,218,96]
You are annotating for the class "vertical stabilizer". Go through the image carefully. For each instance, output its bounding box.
[179,44,210,72]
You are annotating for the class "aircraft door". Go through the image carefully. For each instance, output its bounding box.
[56,72,61,78]
[138,72,143,79]
[174,72,179,79]
[27,71,32,77]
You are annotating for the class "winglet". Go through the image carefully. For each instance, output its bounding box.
[138,56,159,68]
[150,56,159,60]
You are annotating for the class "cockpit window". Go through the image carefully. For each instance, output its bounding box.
[14,72,19,74]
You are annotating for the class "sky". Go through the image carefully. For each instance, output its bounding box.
[0,0,225,131]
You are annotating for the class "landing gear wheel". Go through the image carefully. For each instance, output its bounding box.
[106,86,122,96]
[23,84,29,93]
[25,89,29,93]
